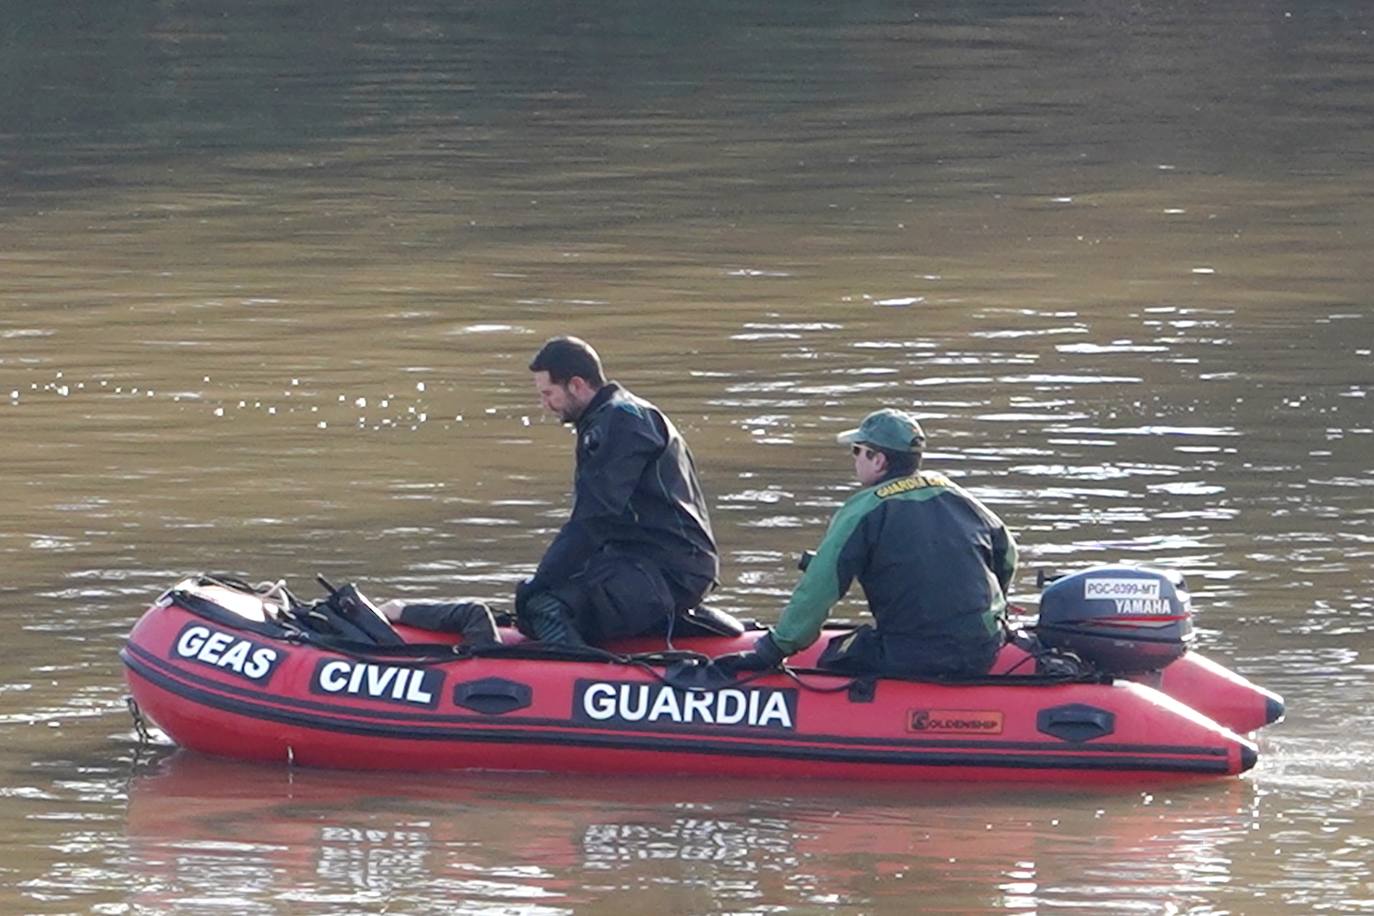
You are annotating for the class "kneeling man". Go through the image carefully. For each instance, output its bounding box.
[520,337,719,645]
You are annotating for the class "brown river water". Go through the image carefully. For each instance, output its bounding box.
[2,1,1371,912]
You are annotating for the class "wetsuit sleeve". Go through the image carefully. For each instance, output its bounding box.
[570,406,665,520]
[769,494,875,655]
[531,406,665,589]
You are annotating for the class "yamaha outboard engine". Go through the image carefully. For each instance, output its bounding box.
[1037,566,1193,675]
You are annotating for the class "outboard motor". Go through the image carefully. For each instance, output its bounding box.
[1037,565,1193,675]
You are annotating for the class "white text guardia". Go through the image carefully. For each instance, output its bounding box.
[581,682,795,729]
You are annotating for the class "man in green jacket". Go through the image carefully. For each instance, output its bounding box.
[714,408,1016,678]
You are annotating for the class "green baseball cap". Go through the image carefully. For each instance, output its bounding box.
[835,408,926,453]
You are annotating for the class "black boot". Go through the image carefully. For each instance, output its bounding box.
[520,593,587,647]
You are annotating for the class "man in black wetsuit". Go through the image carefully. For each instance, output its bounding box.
[518,336,719,646]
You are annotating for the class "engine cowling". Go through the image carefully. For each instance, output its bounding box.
[1037,565,1194,675]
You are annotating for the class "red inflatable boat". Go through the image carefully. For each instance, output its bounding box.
[121,573,1282,783]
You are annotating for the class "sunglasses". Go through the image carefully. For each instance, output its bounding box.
[851,445,877,459]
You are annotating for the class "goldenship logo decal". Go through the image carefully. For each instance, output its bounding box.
[908,708,1004,734]
[574,680,798,730]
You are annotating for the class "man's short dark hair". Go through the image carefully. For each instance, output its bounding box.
[529,337,607,387]
[876,446,920,477]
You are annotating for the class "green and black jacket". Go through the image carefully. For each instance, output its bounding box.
[770,470,1016,666]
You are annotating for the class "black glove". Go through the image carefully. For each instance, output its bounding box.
[711,633,786,676]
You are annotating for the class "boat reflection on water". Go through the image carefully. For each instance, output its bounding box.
[124,751,1264,912]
